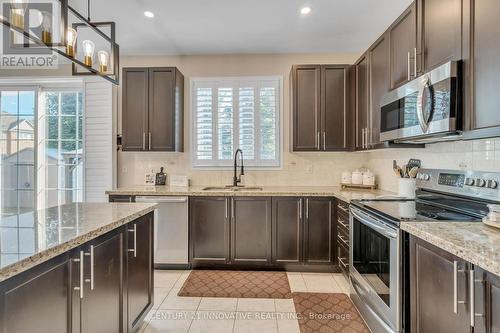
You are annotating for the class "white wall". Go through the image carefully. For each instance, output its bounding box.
[117,53,369,187]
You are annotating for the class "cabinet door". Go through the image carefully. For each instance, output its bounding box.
[389,2,417,88]
[304,198,335,264]
[190,197,230,264]
[82,231,123,333]
[321,65,350,151]
[122,68,149,151]
[231,197,272,264]
[368,34,390,146]
[355,55,369,150]
[418,0,463,72]
[149,68,176,151]
[474,268,500,333]
[0,255,72,333]
[271,197,302,264]
[410,236,471,333]
[126,213,154,332]
[292,65,321,151]
[470,0,500,130]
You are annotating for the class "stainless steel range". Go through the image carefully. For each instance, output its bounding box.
[349,168,500,333]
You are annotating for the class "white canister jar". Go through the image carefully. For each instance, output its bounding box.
[341,171,352,184]
[363,169,376,186]
[352,170,363,185]
[398,178,417,199]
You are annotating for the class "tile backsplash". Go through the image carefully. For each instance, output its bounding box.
[367,139,500,192]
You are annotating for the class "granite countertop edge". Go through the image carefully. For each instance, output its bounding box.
[401,222,500,277]
[0,203,157,283]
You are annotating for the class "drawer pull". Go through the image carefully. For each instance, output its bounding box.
[338,257,348,268]
[338,235,349,247]
[338,205,349,213]
[337,218,349,229]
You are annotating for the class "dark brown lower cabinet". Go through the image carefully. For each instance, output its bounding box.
[231,197,272,265]
[410,236,471,333]
[474,268,500,333]
[0,213,154,333]
[82,231,123,333]
[304,197,336,264]
[272,197,302,264]
[189,197,230,265]
[126,214,154,332]
[0,254,72,333]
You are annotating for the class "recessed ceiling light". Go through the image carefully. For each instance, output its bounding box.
[300,7,311,15]
[144,11,155,18]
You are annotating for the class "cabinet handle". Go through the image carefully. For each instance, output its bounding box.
[148,132,152,149]
[361,129,365,149]
[338,235,349,247]
[225,199,228,219]
[453,261,467,314]
[73,251,84,299]
[407,51,411,80]
[338,205,349,214]
[128,224,137,258]
[338,218,349,229]
[305,199,309,219]
[84,245,94,290]
[323,132,326,150]
[299,199,302,219]
[142,133,146,150]
[470,270,485,327]
[317,132,320,150]
[231,199,235,219]
[414,48,418,77]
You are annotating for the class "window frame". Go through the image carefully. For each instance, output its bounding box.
[190,76,283,169]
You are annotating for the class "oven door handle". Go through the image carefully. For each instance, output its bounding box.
[350,208,398,239]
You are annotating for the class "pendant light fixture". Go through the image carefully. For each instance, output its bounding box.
[0,0,119,85]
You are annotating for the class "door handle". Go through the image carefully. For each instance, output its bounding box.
[305,199,309,219]
[142,132,146,150]
[299,199,303,219]
[317,132,320,150]
[73,250,84,299]
[128,224,137,258]
[361,128,365,149]
[453,261,467,314]
[323,132,326,150]
[84,245,94,290]
[148,132,152,149]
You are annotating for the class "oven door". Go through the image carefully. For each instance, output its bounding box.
[350,206,400,332]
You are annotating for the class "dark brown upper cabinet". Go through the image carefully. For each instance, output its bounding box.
[122,67,184,152]
[292,64,351,152]
[389,2,418,88]
[355,54,370,150]
[417,0,463,73]
[465,0,500,136]
[368,33,390,147]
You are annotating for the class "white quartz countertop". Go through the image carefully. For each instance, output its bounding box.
[401,221,500,276]
[106,185,394,203]
[0,203,156,283]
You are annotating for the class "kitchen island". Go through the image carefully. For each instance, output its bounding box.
[0,202,156,333]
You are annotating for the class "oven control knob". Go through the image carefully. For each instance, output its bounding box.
[487,180,498,189]
[465,178,475,186]
[423,174,430,181]
[476,179,486,187]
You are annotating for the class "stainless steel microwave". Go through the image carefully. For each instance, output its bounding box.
[379,61,462,143]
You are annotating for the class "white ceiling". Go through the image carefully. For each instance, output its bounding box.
[69,0,413,56]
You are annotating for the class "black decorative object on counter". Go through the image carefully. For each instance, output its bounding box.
[155,167,167,185]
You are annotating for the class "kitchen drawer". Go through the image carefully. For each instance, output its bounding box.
[337,241,349,277]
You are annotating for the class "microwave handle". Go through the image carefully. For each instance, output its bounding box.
[417,76,431,133]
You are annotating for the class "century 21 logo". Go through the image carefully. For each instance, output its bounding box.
[2,1,54,55]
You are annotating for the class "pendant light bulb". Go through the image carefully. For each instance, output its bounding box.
[10,0,27,29]
[82,39,95,66]
[66,27,77,57]
[41,11,52,44]
[97,50,109,73]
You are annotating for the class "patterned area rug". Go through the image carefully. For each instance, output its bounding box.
[293,293,370,332]
[177,270,292,298]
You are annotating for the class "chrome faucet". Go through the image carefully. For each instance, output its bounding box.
[233,149,244,187]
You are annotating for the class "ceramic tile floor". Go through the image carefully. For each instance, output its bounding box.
[141,270,350,333]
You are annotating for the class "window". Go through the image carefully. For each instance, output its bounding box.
[192,77,281,167]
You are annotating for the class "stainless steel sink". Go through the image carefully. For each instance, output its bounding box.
[202,186,263,191]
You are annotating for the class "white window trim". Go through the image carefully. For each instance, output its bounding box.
[190,76,283,169]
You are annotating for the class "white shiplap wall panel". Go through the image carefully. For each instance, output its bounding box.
[84,78,113,202]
